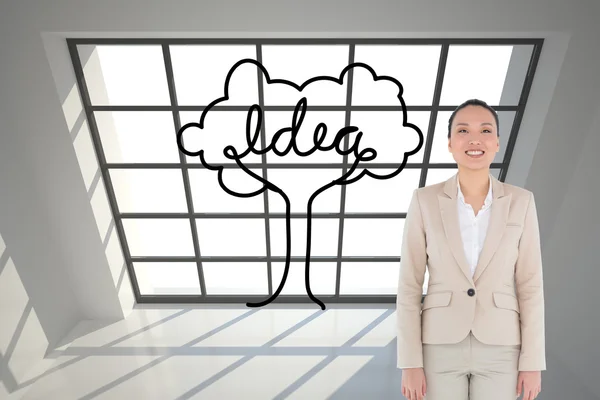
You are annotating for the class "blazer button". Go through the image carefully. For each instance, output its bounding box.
[467,288,476,296]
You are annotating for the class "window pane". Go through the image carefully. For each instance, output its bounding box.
[428,111,453,164]
[122,219,194,256]
[266,169,342,214]
[430,111,514,163]
[134,262,201,295]
[340,262,399,295]
[343,219,404,257]
[170,45,258,106]
[202,263,268,295]
[179,111,262,165]
[261,45,350,106]
[80,45,170,106]
[189,169,265,213]
[264,111,346,164]
[425,169,458,186]
[272,262,336,295]
[402,112,430,163]
[269,218,339,257]
[440,45,533,106]
[347,112,427,165]
[110,169,187,213]
[496,112,514,162]
[344,168,421,213]
[353,45,442,105]
[196,219,266,256]
[95,112,180,163]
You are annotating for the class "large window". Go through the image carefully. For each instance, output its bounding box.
[68,39,542,304]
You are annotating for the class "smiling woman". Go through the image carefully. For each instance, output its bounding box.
[397,99,545,400]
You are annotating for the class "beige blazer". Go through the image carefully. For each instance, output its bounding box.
[396,173,546,372]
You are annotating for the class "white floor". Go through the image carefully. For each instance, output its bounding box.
[17,305,401,399]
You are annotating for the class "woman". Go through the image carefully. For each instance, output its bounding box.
[396,99,546,400]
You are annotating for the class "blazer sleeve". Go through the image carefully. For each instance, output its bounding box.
[515,192,547,371]
[396,189,427,369]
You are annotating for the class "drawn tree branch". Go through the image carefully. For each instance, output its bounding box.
[176,59,423,310]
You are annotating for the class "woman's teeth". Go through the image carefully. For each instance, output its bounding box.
[466,151,484,157]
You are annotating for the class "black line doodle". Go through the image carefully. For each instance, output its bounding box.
[176,58,423,310]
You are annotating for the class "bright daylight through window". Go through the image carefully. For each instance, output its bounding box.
[67,39,541,304]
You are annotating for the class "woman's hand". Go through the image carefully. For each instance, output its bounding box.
[517,371,541,399]
[401,367,427,400]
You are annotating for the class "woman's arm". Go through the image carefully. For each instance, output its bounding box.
[396,189,427,369]
[515,192,547,372]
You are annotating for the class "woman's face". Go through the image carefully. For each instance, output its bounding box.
[448,105,500,171]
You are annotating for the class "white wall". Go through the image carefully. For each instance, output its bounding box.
[42,35,137,317]
[0,229,71,397]
[1,0,600,396]
[541,101,600,396]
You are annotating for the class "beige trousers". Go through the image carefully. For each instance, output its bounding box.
[422,331,520,400]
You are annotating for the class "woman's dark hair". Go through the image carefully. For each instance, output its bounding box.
[447,99,499,139]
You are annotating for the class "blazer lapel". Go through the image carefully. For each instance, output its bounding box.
[438,172,511,285]
[439,175,472,285]
[473,178,510,283]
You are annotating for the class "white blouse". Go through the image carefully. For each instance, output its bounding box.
[456,173,493,278]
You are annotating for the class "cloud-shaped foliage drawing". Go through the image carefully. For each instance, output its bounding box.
[177,58,423,310]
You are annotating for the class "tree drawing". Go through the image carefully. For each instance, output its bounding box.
[176,58,423,310]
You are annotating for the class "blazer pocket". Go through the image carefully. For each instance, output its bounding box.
[422,291,452,310]
[493,292,520,313]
